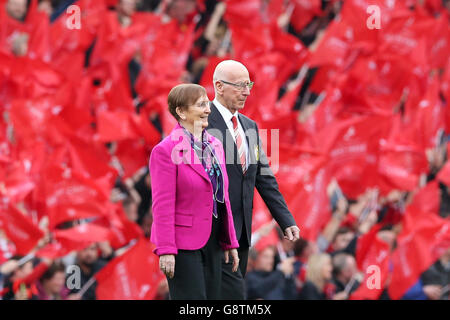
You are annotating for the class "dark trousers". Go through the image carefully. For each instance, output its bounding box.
[220,232,250,300]
[167,211,223,300]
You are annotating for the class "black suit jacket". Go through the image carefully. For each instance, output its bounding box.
[207,103,297,247]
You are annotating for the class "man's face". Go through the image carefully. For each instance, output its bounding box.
[118,0,136,17]
[333,232,354,251]
[216,67,251,113]
[255,247,275,272]
[6,0,27,21]
[77,244,98,266]
[321,256,333,281]
[342,256,357,282]
[169,0,196,23]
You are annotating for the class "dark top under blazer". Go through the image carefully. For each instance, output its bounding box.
[207,103,297,247]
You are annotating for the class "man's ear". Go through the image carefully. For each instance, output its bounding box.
[214,80,223,95]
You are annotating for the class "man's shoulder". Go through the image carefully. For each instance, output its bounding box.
[238,113,257,129]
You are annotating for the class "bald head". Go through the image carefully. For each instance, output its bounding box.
[213,60,249,83]
[213,60,251,113]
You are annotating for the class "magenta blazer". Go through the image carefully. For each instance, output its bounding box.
[149,123,239,256]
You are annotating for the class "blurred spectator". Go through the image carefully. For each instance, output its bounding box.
[37,0,53,16]
[122,196,139,222]
[117,0,137,28]
[298,253,335,300]
[331,253,360,298]
[68,244,107,300]
[293,238,317,292]
[1,256,52,300]
[164,0,197,25]
[420,248,450,300]
[139,211,153,239]
[246,246,297,300]
[329,227,356,255]
[6,0,27,21]
[36,260,79,300]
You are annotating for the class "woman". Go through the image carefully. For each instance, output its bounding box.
[299,253,333,300]
[150,83,239,300]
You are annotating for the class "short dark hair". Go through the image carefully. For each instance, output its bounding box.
[40,261,66,282]
[167,84,207,121]
[293,238,309,257]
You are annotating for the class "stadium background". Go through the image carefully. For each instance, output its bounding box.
[0,0,449,300]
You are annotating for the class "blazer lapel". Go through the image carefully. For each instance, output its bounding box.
[238,113,257,170]
[208,104,243,175]
[171,124,210,182]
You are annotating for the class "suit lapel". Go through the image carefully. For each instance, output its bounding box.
[208,103,243,175]
[238,114,258,171]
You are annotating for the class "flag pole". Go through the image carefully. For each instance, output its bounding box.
[17,253,35,266]
[77,276,96,298]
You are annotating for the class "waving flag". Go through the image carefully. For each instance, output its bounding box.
[0,205,44,255]
[96,239,163,300]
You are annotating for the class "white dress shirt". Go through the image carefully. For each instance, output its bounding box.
[213,98,249,170]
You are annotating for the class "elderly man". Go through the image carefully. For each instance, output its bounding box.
[207,60,300,299]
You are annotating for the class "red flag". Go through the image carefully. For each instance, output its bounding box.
[229,23,272,60]
[0,205,44,255]
[350,234,390,300]
[437,161,450,187]
[276,146,331,242]
[52,222,112,253]
[290,0,322,34]
[355,224,384,270]
[199,56,229,100]
[307,20,353,69]
[377,116,429,193]
[38,163,110,230]
[1,161,35,204]
[129,113,161,147]
[95,239,164,300]
[224,0,262,28]
[252,193,278,252]
[292,167,332,242]
[114,139,150,179]
[96,110,139,142]
[35,242,72,259]
[95,204,144,249]
[388,206,450,299]
[408,75,445,150]
[315,115,391,199]
[408,181,440,215]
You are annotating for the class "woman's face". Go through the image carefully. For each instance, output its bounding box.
[321,257,333,281]
[43,271,66,295]
[179,94,211,130]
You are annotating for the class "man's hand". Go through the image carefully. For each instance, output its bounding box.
[224,249,239,272]
[423,284,442,300]
[0,259,19,275]
[332,291,349,300]
[278,257,295,277]
[284,226,300,241]
[159,255,175,279]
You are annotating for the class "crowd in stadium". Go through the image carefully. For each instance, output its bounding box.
[0,0,449,300]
